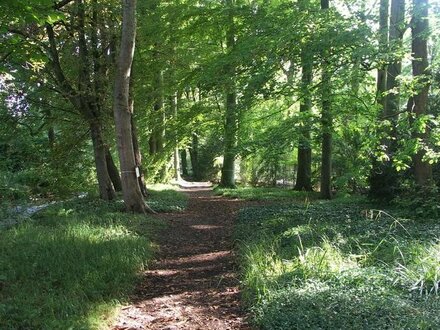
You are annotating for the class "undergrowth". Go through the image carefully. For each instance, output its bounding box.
[0,186,186,329]
[235,195,440,329]
[215,186,319,201]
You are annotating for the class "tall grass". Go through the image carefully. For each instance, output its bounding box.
[235,200,440,329]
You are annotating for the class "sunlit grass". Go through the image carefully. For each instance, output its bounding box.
[0,188,187,329]
[396,241,440,295]
[215,186,319,201]
[147,184,188,212]
[236,198,440,329]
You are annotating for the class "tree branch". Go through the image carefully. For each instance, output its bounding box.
[53,0,75,10]
[45,24,81,111]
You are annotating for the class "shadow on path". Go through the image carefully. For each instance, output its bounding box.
[113,187,253,330]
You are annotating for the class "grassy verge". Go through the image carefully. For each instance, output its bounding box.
[215,186,320,201]
[147,184,188,212]
[0,186,186,329]
[235,191,440,329]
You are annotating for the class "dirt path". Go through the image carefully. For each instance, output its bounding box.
[113,187,253,330]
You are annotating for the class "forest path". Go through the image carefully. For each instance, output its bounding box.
[113,187,253,330]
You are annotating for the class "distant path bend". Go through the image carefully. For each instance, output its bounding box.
[113,187,253,330]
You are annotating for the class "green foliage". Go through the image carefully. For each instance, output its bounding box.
[235,195,440,329]
[393,182,440,217]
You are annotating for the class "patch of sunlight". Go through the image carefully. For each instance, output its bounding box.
[282,224,313,237]
[396,240,440,295]
[86,301,121,330]
[297,240,359,276]
[149,183,179,191]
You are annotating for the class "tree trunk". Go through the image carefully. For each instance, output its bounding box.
[131,114,149,197]
[190,133,200,180]
[48,127,55,150]
[220,0,238,188]
[411,0,432,186]
[129,64,148,197]
[294,38,313,191]
[370,0,404,200]
[105,147,122,192]
[385,0,405,119]
[320,0,332,199]
[45,5,117,201]
[171,92,181,181]
[181,149,189,176]
[90,121,116,200]
[113,0,146,213]
[149,49,164,155]
[377,0,389,109]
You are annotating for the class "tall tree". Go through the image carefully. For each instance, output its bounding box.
[113,0,146,213]
[294,0,313,191]
[410,0,432,185]
[386,0,405,118]
[369,0,405,200]
[44,1,118,200]
[320,0,333,199]
[377,0,389,109]
[220,0,238,188]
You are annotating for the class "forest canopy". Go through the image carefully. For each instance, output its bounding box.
[1,0,440,208]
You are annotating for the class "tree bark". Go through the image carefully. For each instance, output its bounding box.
[190,133,200,180]
[377,0,389,109]
[129,63,148,197]
[113,0,146,213]
[294,36,313,191]
[411,0,432,185]
[171,92,181,181]
[149,48,165,155]
[181,149,189,176]
[220,0,238,188]
[385,0,405,119]
[320,0,332,199]
[131,114,149,197]
[90,121,116,200]
[369,0,404,200]
[46,5,117,201]
[105,147,122,192]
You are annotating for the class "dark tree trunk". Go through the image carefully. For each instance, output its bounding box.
[294,38,313,192]
[369,0,404,200]
[105,147,122,192]
[171,93,181,181]
[190,133,200,180]
[149,49,164,155]
[48,127,55,149]
[90,121,116,200]
[220,91,238,188]
[385,0,405,119]
[220,0,238,188]
[131,114,148,197]
[181,149,189,176]
[411,0,432,186]
[320,0,332,200]
[376,0,389,109]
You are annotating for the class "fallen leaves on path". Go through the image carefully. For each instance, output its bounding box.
[113,188,254,330]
